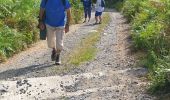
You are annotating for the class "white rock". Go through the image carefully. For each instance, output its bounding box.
[103,33,108,35]
[0,84,7,92]
[90,30,98,33]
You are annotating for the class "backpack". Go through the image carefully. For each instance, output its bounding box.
[101,0,105,7]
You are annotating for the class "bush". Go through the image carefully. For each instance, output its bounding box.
[0,26,26,57]
[70,0,83,24]
[0,0,83,61]
[118,0,170,94]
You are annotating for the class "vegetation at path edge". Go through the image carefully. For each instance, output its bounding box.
[67,13,111,65]
[113,0,170,96]
[0,0,83,62]
[52,13,110,74]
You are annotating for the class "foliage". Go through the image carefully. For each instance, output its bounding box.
[70,0,84,24]
[0,0,39,61]
[105,0,124,10]
[117,0,170,94]
[67,13,110,65]
[0,26,26,59]
[0,0,83,62]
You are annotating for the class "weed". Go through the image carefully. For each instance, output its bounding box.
[67,13,110,65]
[116,0,170,94]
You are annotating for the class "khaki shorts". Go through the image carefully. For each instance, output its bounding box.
[46,24,65,52]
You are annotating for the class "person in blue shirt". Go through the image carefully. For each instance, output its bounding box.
[39,0,71,65]
[82,0,92,23]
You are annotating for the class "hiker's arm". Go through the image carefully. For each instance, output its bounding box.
[39,8,45,22]
[39,0,46,22]
[38,8,45,30]
[66,8,71,26]
[65,8,71,33]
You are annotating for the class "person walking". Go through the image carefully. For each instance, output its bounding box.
[81,0,92,23]
[94,0,105,24]
[38,0,71,65]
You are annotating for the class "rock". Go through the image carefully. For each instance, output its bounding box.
[103,33,108,35]
[90,30,98,33]
[127,68,148,77]
[0,84,8,93]
[64,84,77,92]
[50,89,55,93]
[116,90,119,92]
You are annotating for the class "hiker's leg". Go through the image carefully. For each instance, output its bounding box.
[55,28,64,54]
[95,11,98,23]
[88,8,91,21]
[46,24,56,49]
[84,8,88,22]
[99,16,102,23]
[99,12,103,24]
[46,24,57,61]
[54,28,64,65]
[95,16,98,23]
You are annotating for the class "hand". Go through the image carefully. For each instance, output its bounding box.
[65,24,69,33]
[39,22,45,30]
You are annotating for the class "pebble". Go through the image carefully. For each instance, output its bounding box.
[0,12,155,100]
[0,84,7,93]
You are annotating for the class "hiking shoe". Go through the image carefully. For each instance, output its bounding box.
[93,22,98,25]
[51,49,56,61]
[55,54,61,65]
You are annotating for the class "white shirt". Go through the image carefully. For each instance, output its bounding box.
[95,0,104,12]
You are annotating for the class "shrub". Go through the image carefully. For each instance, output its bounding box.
[70,0,83,24]
[0,26,26,57]
[119,0,170,94]
[0,0,83,61]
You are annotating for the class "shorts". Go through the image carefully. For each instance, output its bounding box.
[46,24,64,52]
[95,11,103,16]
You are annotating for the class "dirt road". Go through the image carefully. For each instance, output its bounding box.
[0,10,156,100]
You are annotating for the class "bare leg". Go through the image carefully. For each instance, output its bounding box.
[95,16,98,23]
[83,18,87,23]
[88,8,91,22]
[83,8,88,23]
[99,16,102,24]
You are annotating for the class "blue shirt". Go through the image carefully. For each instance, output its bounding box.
[40,0,71,27]
[82,0,91,8]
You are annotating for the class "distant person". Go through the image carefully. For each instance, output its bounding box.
[38,0,71,65]
[94,0,105,24]
[81,0,92,23]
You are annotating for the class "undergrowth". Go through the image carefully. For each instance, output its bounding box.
[0,0,83,62]
[115,0,170,95]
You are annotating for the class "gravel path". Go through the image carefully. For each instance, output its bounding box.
[0,12,98,80]
[0,11,156,100]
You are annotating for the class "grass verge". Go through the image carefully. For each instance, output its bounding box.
[67,13,110,65]
[118,0,170,95]
[52,13,111,74]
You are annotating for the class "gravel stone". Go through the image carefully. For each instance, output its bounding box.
[0,11,156,100]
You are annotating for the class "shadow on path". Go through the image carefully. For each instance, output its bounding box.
[0,63,55,80]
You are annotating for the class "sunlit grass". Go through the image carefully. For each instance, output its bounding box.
[68,13,110,65]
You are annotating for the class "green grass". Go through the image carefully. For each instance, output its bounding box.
[0,0,84,62]
[67,13,110,65]
[52,13,110,74]
[117,0,170,95]
[69,33,98,65]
